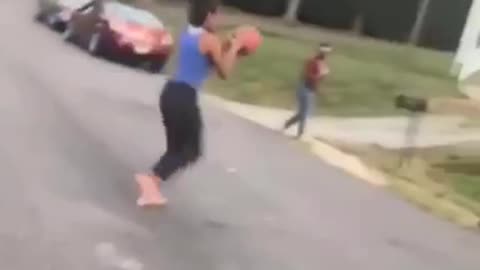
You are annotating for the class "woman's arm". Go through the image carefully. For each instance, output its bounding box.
[200,33,242,80]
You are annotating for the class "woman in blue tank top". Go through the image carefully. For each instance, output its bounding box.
[135,0,244,206]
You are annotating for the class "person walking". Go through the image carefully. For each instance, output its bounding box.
[283,43,332,138]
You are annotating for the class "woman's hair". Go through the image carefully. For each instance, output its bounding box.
[188,0,220,27]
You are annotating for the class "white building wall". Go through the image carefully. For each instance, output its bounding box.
[453,0,480,81]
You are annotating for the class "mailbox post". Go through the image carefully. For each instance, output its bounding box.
[395,95,428,168]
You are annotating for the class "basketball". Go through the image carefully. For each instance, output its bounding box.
[234,25,262,55]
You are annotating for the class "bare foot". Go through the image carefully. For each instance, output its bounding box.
[135,174,168,207]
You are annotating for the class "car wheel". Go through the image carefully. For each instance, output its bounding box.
[148,60,166,74]
[45,14,57,28]
[62,22,74,42]
[88,32,102,56]
[34,11,44,22]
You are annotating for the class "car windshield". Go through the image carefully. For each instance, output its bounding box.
[104,3,164,29]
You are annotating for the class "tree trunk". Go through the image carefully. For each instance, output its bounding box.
[409,0,431,45]
[352,13,364,35]
[284,0,301,23]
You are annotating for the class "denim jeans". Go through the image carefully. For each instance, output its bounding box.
[284,85,314,137]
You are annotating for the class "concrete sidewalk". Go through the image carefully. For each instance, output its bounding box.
[205,95,480,149]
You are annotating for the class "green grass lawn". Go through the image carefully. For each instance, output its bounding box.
[433,156,480,209]
[334,141,480,219]
[209,31,460,116]
[135,0,461,116]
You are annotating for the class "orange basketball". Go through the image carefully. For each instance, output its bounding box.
[234,25,262,55]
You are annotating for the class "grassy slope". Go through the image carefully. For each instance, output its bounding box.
[333,141,480,219]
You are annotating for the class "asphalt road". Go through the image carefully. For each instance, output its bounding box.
[1,1,480,269]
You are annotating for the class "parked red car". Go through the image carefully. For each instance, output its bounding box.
[63,1,173,73]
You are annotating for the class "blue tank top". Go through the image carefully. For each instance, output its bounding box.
[173,27,212,90]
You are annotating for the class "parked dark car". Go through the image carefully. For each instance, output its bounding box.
[35,0,92,31]
[62,1,173,73]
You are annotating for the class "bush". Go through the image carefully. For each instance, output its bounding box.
[362,0,418,42]
[221,0,472,51]
[298,0,356,29]
[223,0,287,16]
[420,0,472,51]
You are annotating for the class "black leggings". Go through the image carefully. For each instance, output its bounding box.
[153,81,203,181]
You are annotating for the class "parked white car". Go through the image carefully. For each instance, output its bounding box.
[35,0,93,31]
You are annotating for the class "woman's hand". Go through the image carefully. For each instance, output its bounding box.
[320,62,330,76]
[222,34,242,53]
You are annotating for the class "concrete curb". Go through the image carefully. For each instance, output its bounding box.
[204,94,388,187]
[302,136,387,186]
